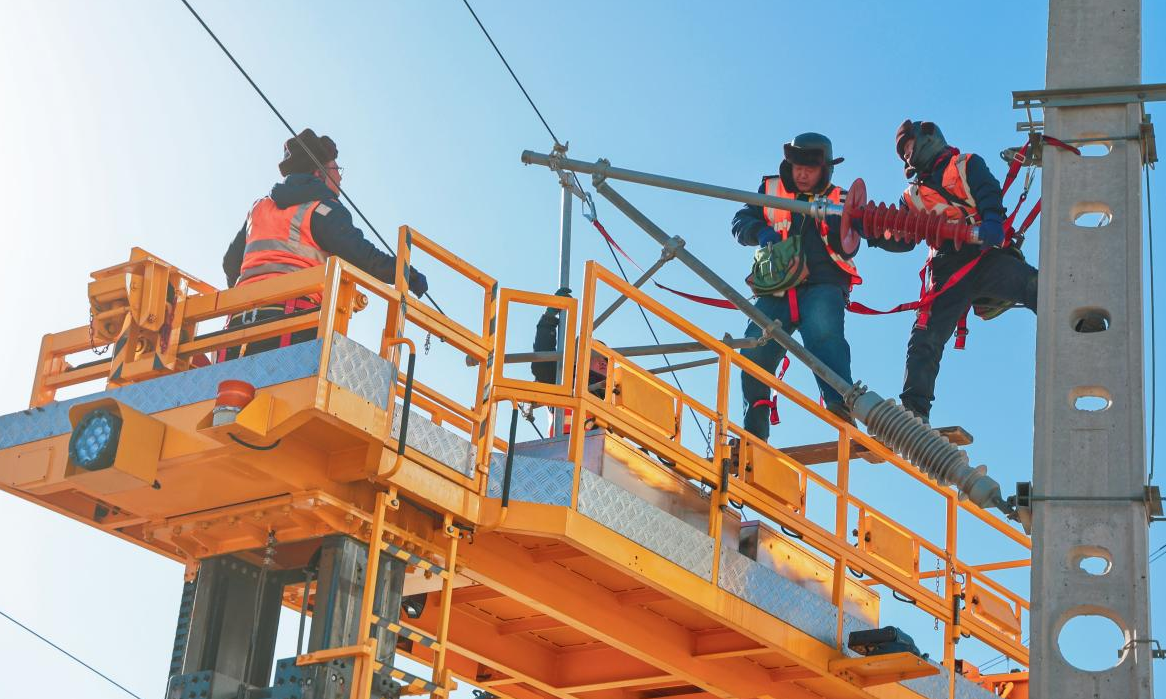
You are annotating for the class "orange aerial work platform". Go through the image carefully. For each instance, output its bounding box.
[0,231,1030,699]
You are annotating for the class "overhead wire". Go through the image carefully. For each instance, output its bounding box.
[177,0,446,315]
[459,0,560,147]
[458,0,713,455]
[1150,542,1166,564]
[975,636,1028,674]
[0,608,143,699]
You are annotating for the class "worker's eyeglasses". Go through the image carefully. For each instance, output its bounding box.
[327,166,344,175]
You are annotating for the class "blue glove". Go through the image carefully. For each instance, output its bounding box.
[978,213,1005,247]
[758,227,779,247]
[408,267,429,298]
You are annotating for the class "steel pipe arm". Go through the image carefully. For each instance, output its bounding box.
[522,150,842,220]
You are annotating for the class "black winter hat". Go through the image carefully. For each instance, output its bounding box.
[895,120,948,178]
[779,132,843,194]
[279,128,339,176]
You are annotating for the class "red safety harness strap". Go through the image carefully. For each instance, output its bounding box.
[845,136,1081,349]
[752,356,792,425]
[589,218,738,309]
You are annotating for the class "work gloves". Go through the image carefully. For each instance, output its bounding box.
[978,213,1005,247]
[758,226,779,247]
[408,267,429,298]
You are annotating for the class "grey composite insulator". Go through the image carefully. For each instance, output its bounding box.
[852,392,1009,514]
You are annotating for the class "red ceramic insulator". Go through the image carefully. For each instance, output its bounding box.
[842,178,975,250]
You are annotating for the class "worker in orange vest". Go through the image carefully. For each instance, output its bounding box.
[883,119,1038,421]
[732,133,901,440]
[220,129,427,358]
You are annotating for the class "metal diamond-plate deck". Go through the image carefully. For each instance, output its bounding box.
[486,453,572,506]
[391,407,477,478]
[904,662,950,699]
[718,547,839,646]
[954,672,999,699]
[326,332,396,411]
[578,469,714,581]
[0,339,324,450]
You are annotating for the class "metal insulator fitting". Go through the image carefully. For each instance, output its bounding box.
[851,392,1011,515]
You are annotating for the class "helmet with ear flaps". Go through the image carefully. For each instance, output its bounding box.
[778,132,844,194]
[895,120,948,179]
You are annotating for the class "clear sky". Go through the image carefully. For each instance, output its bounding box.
[0,1,1163,697]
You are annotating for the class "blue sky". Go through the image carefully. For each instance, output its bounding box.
[0,1,1163,697]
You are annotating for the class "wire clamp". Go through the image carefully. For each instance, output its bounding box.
[1119,638,1166,660]
[660,236,686,262]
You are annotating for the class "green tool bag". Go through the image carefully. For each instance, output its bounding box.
[972,246,1025,320]
[746,236,809,296]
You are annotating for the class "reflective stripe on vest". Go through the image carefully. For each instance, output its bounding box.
[237,199,328,287]
[902,153,980,226]
[762,178,860,286]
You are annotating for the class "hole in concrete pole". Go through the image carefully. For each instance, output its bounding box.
[1071,308,1111,333]
[1078,556,1110,575]
[1073,210,1113,227]
[1070,546,1113,575]
[1057,614,1126,671]
[1071,387,1112,412]
[1077,143,1112,157]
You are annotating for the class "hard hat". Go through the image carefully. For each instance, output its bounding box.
[779,132,843,193]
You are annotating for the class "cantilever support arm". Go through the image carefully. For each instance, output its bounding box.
[522,150,842,220]
[593,236,684,330]
[580,175,1011,516]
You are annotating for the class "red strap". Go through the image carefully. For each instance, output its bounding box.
[590,218,740,309]
[592,219,644,272]
[753,398,780,425]
[847,251,985,342]
[653,282,738,309]
[751,356,791,426]
[788,287,800,325]
[954,310,970,350]
[1017,199,1042,237]
[1001,136,1081,240]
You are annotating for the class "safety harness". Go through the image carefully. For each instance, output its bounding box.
[215,297,319,362]
[757,180,860,325]
[846,137,1079,349]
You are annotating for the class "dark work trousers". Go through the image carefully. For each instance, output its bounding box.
[900,248,1038,420]
[741,283,852,441]
[219,304,319,361]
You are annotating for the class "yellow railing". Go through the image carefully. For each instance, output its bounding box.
[29,229,500,493]
[26,237,1030,677]
[489,260,1031,671]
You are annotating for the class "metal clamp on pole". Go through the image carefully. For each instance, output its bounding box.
[593,236,685,329]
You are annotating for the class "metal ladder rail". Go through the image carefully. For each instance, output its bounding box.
[355,491,459,699]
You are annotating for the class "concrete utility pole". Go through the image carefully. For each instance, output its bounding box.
[1031,0,1155,697]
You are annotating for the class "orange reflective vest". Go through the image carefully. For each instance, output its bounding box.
[762,178,861,288]
[902,154,981,229]
[237,198,329,287]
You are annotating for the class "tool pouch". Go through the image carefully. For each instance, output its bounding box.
[746,237,809,296]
